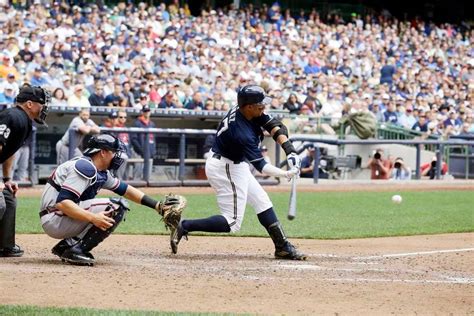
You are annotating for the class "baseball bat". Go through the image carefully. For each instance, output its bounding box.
[287,176,297,220]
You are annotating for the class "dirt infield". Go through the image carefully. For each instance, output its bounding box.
[3,181,473,314]
[1,233,473,314]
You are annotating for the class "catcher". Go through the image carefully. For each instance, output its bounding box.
[39,134,185,266]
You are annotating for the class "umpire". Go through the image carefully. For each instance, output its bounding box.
[0,85,50,257]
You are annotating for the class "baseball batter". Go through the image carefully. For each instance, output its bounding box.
[40,134,185,266]
[171,85,306,260]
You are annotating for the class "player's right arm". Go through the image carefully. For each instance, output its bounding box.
[255,114,300,169]
[54,159,114,231]
[55,200,114,231]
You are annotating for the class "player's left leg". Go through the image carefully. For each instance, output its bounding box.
[171,159,250,254]
[247,176,306,261]
[0,189,23,257]
[59,198,129,266]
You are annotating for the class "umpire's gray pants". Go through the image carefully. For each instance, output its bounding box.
[0,189,17,249]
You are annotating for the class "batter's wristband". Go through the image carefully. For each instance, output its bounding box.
[281,141,296,155]
[2,177,11,183]
[141,195,159,209]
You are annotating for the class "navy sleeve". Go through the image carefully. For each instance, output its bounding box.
[112,181,128,196]
[253,113,273,127]
[241,134,266,172]
[56,189,80,204]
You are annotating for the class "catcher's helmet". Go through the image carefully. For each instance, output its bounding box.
[15,84,51,126]
[83,134,125,171]
[237,85,272,107]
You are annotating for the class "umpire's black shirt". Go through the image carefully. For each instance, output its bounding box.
[0,106,32,163]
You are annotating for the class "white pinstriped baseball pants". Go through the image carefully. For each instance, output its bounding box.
[205,153,273,232]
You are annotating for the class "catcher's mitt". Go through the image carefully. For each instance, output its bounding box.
[156,194,186,230]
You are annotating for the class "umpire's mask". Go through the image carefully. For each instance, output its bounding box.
[16,85,51,126]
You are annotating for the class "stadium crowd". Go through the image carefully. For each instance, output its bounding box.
[0,1,472,139]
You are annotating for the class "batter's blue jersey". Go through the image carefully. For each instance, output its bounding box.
[212,106,274,172]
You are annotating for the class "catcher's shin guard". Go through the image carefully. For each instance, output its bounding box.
[61,198,129,265]
[267,221,307,261]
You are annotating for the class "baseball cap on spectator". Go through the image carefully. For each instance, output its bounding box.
[382,93,390,100]
[7,73,15,79]
[141,104,151,112]
[108,111,118,119]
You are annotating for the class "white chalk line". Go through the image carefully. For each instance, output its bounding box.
[275,264,474,284]
[317,277,474,285]
[353,247,474,260]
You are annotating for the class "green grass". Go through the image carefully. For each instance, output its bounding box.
[17,190,473,239]
[0,305,239,316]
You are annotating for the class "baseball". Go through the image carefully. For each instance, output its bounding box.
[391,195,402,204]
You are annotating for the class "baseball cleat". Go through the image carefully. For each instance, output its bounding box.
[60,247,95,266]
[170,220,188,254]
[53,239,94,260]
[51,239,70,257]
[275,242,307,261]
[0,244,24,257]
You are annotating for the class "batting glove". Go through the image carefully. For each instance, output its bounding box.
[287,153,301,170]
[285,167,300,181]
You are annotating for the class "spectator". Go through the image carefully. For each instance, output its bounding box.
[158,91,178,109]
[67,84,91,108]
[101,111,118,128]
[30,67,49,86]
[366,148,392,180]
[299,145,329,179]
[380,57,396,86]
[0,84,16,106]
[412,114,429,133]
[130,105,156,180]
[122,81,136,108]
[421,156,448,179]
[104,84,123,107]
[384,100,398,125]
[0,73,19,96]
[56,108,100,164]
[185,92,204,110]
[283,93,302,115]
[115,109,132,180]
[51,88,68,107]
[391,157,411,180]
[88,83,105,107]
[0,56,19,79]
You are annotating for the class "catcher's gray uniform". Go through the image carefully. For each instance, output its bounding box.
[40,156,128,239]
[56,117,99,164]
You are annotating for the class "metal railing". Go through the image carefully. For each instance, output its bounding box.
[68,127,217,183]
[290,136,474,183]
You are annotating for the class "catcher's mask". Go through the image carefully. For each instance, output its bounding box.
[237,85,272,107]
[15,85,51,126]
[83,134,125,172]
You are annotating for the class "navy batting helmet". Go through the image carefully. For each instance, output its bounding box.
[237,85,272,107]
[83,134,125,171]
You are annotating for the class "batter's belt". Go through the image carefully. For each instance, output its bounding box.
[212,153,241,164]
